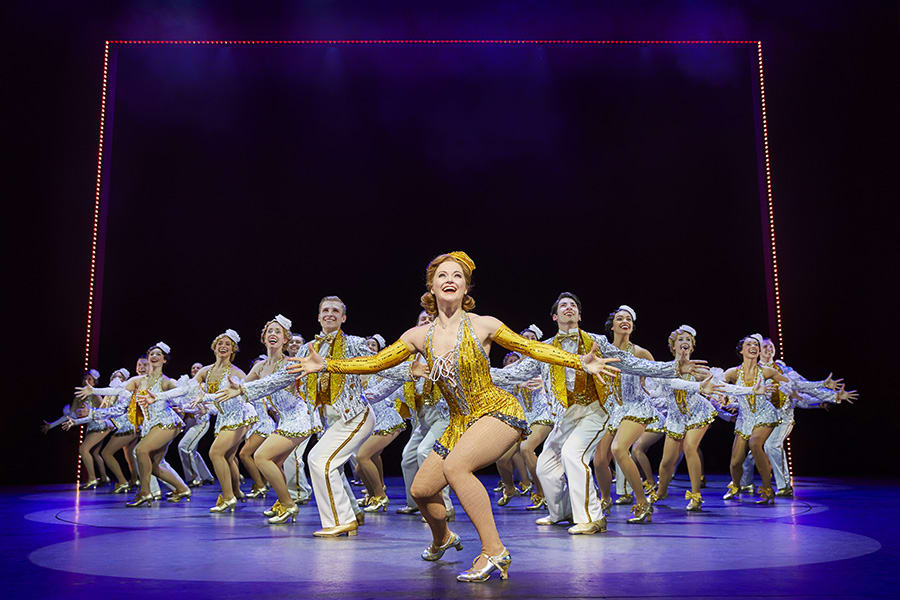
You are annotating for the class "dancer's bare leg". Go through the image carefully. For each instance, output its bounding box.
[357,431,400,499]
[749,426,775,490]
[78,431,108,482]
[210,428,246,501]
[655,436,683,498]
[729,435,750,487]
[593,433,614,501]
[495,444,518,494]
[610,420,649,504]
[101,434,131,485]
[683,426,709,494]
[136,427,188,496]
[519,424,551,497]
[239,433,268,490]
[442,416,520,569]
[511,449,531,488]
[148,435,189,493]
[255,434,303,507]
[631,431,663,485]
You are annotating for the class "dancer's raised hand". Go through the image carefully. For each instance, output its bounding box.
[581,343,620,378]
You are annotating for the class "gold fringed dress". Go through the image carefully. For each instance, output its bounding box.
[325,312,585,457]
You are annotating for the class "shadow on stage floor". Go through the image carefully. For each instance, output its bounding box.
[5,475,898,599]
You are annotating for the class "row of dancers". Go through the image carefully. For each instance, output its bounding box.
[50,251,856,583]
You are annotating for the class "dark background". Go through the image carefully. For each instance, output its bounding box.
[6,1,897,484]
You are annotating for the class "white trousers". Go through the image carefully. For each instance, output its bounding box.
[308,408,374,528]
[536,402,608,524]
[400,405,452,510]
[741,420,794,489]
[178,421,213,483]
[283,436,313,502]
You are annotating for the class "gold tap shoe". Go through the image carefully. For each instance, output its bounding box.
[268,503,299,524]
[263,500,282,517]
[535,514,571,526]
[209,494,238,513]
[525,493,546,511]
[600,497,613,515]
[246,486,268,499]
[740,484,755,494]
[421,531,463,561]
[648,489,667,504]
[363,495,389,513]
[166,489,192,503]
[567,518,607,535]
[112,483,131,494]
[685,490,703,511]
[723,482,740,501]
[642,480,657,495]
[755,486,775,504]
[627,502,653,524]
[775,485,794,497]
[614,493,634,505]
[79,479,100,490]
[357,494,372,507]
[518,482,533,496]
[313,522,358,537]
[456,548,511,582]
[496,485,520,507]
[125,492,154,507]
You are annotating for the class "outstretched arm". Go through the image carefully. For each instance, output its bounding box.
[288,338,415,377]
[491,323,620,378]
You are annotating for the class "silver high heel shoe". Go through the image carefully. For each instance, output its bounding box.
[125,492,154,507]
[166,489,192,503]
[79,479,100,490]
[267,503,299,524]
[421,532,463,561]
[209,494,238,513]
[263,501,282,517]
[363,495,389,513]
[456,548,511,582]
[246,486,268,499]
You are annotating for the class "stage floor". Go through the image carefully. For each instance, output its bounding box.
[6,475,898,599]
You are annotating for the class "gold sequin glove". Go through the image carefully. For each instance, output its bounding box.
[493,324,582,370]
[324,340,413,375]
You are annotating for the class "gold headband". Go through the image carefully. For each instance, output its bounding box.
[448,251,476,272]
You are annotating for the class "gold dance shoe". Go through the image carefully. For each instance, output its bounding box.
[755,486,775,504]
[268,503,299,524]
[363,495,389,513]
[357,494,372,507]
[600,497,613,515]
[496,486,520,507]
[525,493,546,511]
[125,492,154,507]
[246,486,268,499]
[396,505,419,515]
[79,479,100,490]
[263,501,282,517]
[313,522,358,537]
[166,489,192,503]
[209,494,238,513]
[614,493,634,505]
[518,482,533,496]
[567,518,607,535]
[535,514,571,526]
[627,502,653,524]
[740,484,755,494]
[456,548,511,582]
[649,489,667,504]
[642,480,657,495]
[685,490,703,511]
[775,485,794,497]
[112,483,131,494]
[723,482,740,501]
[421,531,463,561]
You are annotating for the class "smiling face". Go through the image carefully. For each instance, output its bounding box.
[190,362,203,377]
[135,358,149,376]
[147,347,167,368]
[430,260,468,307]
[287,335,304,356]
[611,310,634,336]
[212,336,236,361]
[318,300,347,333]
[263,322,290,353]
[740,337,761,360]
[552,297,581,329]
[671,332,695,358]
[760,340,776,363]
